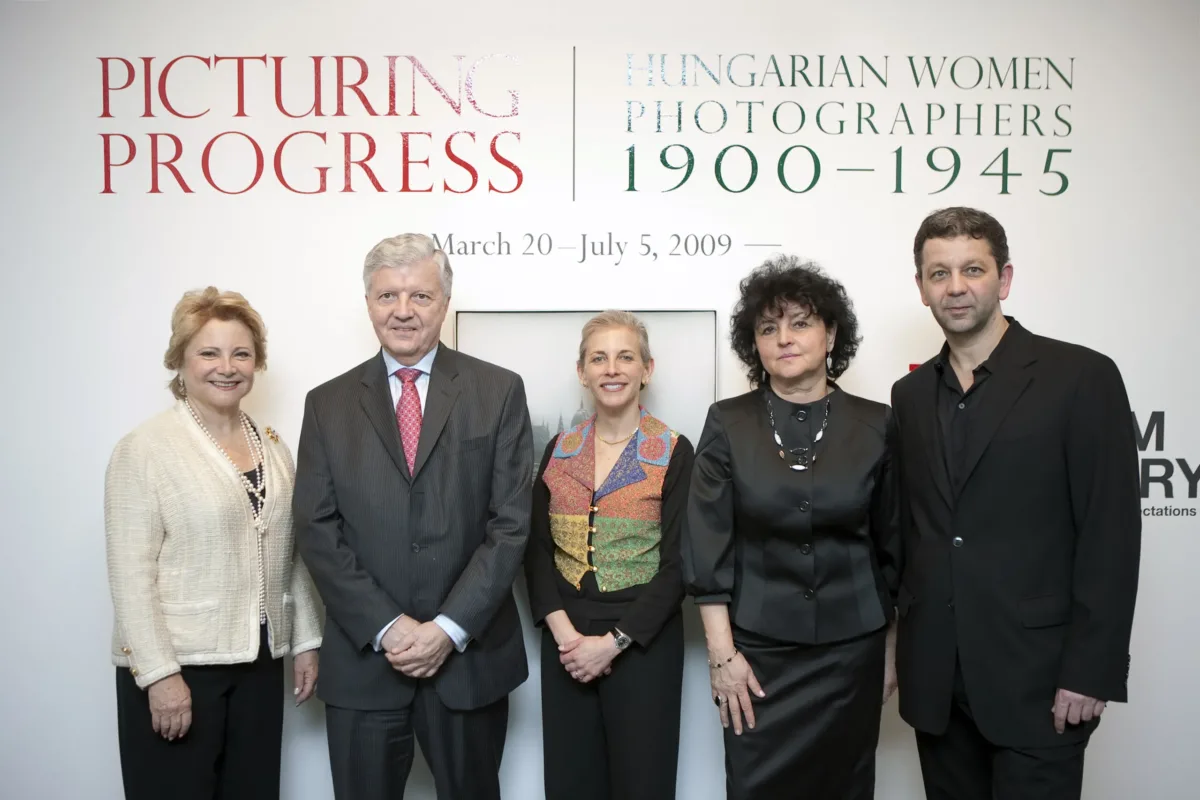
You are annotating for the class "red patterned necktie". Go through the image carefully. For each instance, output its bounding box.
[394,368,423,473]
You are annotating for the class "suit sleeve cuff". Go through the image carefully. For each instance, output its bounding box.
[132,662,181,691]
[434,614,471,653]
[692,594,732,605]
[290,638,322,657]
[374,614,404,652]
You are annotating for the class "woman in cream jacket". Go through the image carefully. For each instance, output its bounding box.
[105,287,322,800]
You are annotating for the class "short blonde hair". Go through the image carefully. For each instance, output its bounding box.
[363,233,453,296]
[577,310,652,366]
[163,287,268,399]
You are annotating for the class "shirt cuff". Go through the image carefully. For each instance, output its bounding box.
[434,614,471,653]
[373,614,404,652]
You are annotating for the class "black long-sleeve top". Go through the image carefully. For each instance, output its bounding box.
[682,386,901,645]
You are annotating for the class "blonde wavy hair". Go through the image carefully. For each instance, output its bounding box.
[163,287,268,399]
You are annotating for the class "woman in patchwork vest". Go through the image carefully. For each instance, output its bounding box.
[524,310,694,800]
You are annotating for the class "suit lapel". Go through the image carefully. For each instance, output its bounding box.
[956,348,1036,496]
[412,346,461,479]
[912,365,954,509]
[359,354,410,480]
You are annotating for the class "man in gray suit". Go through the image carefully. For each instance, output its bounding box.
[294,233,533,800]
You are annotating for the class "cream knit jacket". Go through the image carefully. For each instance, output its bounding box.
[105,401,323,689]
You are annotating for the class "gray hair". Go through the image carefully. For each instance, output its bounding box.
[362,233,454,296]
[577,310,652,366]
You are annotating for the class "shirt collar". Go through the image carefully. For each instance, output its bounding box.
[382,344,439,378]
[934,316,1015,377]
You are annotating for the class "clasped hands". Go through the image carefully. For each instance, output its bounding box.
[558,630,620,683]
[381,616,455,679]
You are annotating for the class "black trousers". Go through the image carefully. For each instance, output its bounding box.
[915,656,1089,800]
[540,612,684,800]
[326,683,509,800]
[115,625,284,800]
[724,625,886,800]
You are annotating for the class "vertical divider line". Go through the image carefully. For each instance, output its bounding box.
[572,46,577,202]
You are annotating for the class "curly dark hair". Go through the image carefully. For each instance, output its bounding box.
[730,255,862,386]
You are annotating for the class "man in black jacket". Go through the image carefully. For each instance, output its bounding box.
[891,207,1141,799]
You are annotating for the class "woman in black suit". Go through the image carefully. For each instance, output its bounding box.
[683,256,902,799]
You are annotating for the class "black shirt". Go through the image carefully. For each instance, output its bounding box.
[245,464,264,514]
[934,327,1014,492]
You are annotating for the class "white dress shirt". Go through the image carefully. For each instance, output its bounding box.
[375,345,472,654]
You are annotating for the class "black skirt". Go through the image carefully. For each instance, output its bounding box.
[723,624,887,800]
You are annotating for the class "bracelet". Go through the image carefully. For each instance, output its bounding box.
[708,650,739,669]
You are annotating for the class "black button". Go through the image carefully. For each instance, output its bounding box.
[952,536,963,547]
[957,402,965,410]
[948,601,955,610]
[800,543,812,555]
[803,589,815,600]
[411,543,421,553]
[796,409,808,421]
[799,500,811,512]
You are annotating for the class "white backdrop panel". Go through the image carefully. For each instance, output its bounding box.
[1,1,1197,798]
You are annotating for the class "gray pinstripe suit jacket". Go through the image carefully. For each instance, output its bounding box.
[293,344,533,711]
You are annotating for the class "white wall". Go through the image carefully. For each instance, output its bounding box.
[1,1,1198,797]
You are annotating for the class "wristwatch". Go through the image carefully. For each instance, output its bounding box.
[611,628,632,651]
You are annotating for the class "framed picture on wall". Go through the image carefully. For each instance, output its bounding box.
[454,310,719,478]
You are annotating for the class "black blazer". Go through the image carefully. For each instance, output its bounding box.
[891,319,1141,748]
[293,345,533,711]
[683,386,901,645]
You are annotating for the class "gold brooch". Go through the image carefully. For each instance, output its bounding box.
[264,427,280,443]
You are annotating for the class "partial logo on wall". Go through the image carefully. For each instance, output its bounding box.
[1135,411,1198,518]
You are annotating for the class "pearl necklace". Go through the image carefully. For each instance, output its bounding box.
[185,400,268,533]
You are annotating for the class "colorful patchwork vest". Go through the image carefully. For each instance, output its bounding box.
[542,409,678,593]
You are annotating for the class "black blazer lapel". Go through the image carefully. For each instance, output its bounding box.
[413,345,461,478]
[359,353,410,480]
[913,365,954,509]
[956,329,1038,495]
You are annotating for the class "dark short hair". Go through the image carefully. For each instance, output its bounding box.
[913,207,1010,274]
[730,255,861,386]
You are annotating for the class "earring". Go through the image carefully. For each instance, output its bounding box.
[826,353,833,371]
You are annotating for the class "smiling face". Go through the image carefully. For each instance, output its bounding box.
[754,301,836,385]
[576,326,654,415]
[366,258,449,365]
[179,318,256,413]
[917,235,1012,337]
